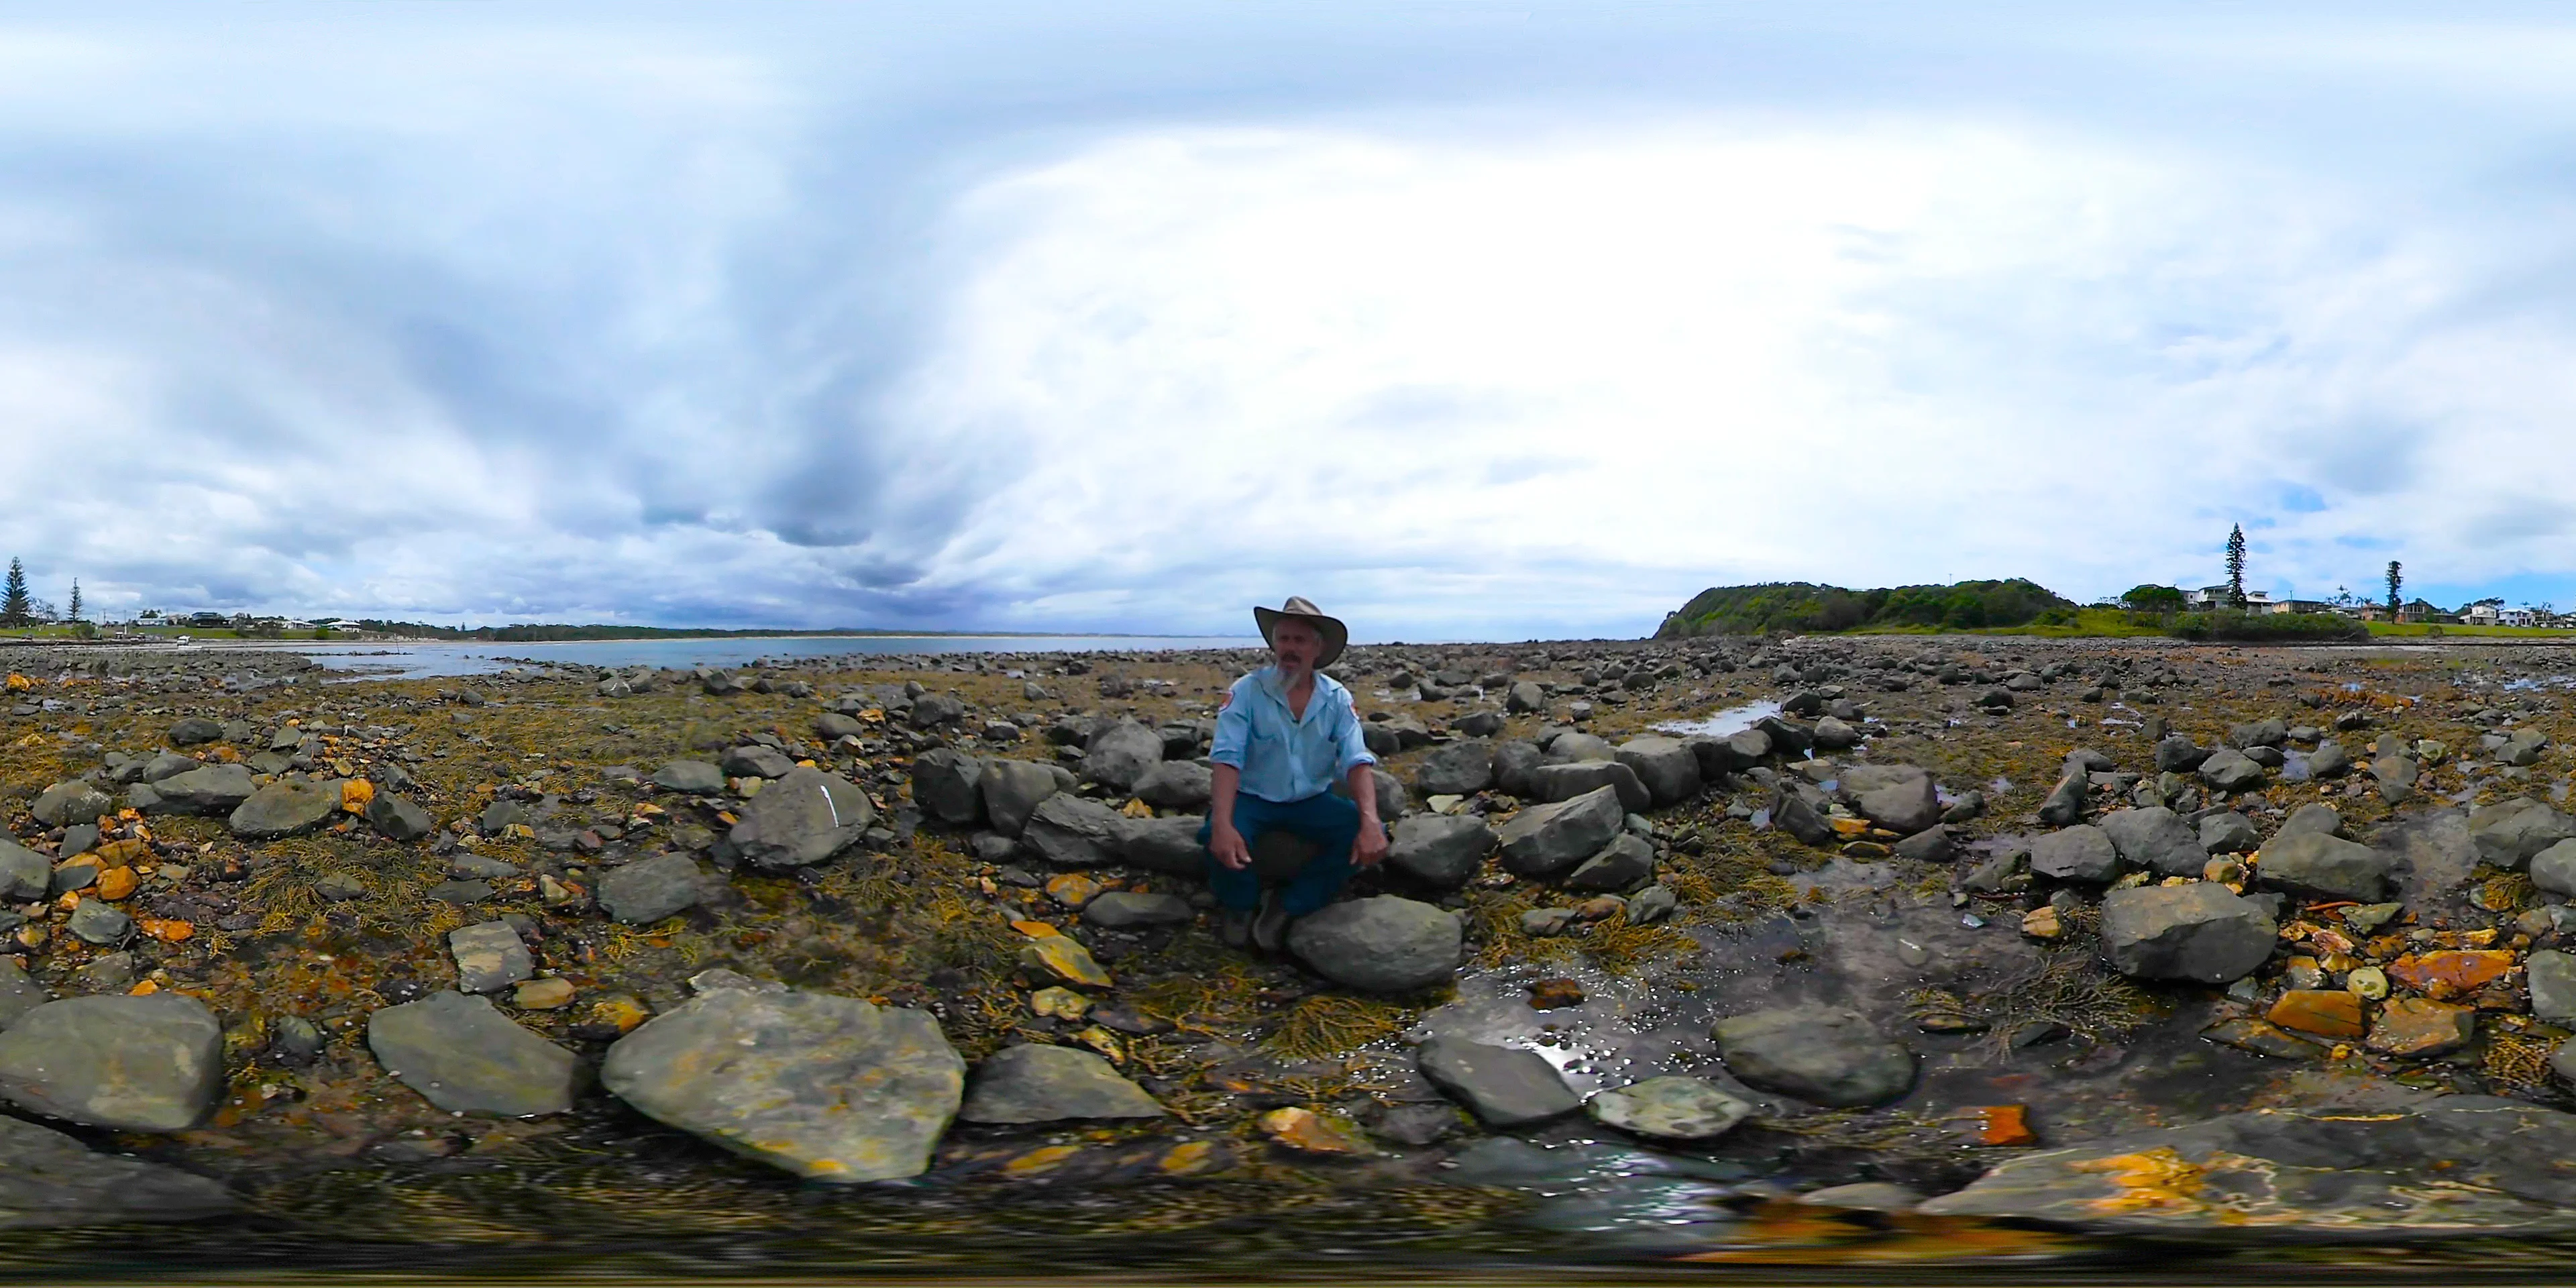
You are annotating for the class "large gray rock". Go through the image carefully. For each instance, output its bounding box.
[2469,798,2576,870]
[1919,1099,2576,1238]
[1079,721,1164,793]
[2030,825,2118,882]
[2277,802,2345,841]
[141,752,201,783]
[720,744,798,780]
[1415,741,1496,798]
[1506,680,1546,713]
[448,920,533,994]
[1712,1006,1914,1108]
[1525,761,1650,813]
[2257,831,2392,902]
[1385,814,1495,888]
[2528,950,2576,1024]
[729,767,875,871]
[1585,1075,1754,1141]
[1490,739,1545,798]
[601,985,964,1183]
[2037,772,2088,826]
[228,777,343,839]
[1132,760,1214,810]
[0,994,224,1130]
[30,781,111,828]
[365,791,435,841]
[1546,731,1616,763]
[2100,806,2205,877]
[2153,736,2209,773]
[2200,811,2261,855]
[0,839,46,902]
[1496,786,1625,878]
[957,1043,1164,1123]
[2100,883,2275,982]
[66,900,130,946]
[2307,739,2353,778]
[1285,896,1460,994]
[910,749,985,826]
[148,763,255,815]
[651,759,725,794]
[1613,737,1701,807]
[2198,747,2267,793]
[1415,1036,1580,1126]
[2533,839,2576,899]
[1113,813,1209,874]
[598,851,706,924]
[1846,766,1937,835]
[1021,794,1126,867]
[166,716,224,747]
[979,759,1064,837]
[368,991,580,1118]
[0,1114,236,1228]
[0,959,47,1031]
[1563,833,1656,892]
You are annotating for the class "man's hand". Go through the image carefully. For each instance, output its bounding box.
[1210,823,1252,871]
[1352,819,1388,869]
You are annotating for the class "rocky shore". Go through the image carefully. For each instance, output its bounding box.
[10,637,2576,1271]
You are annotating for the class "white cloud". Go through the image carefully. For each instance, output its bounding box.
[888,118,2576,633]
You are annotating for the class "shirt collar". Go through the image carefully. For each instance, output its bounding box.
[1256,665,1333,712]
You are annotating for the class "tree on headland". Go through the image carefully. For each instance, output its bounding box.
[0,559,28,627]
[2386,561,2404,619]
[2121,584,2186,614]
[66,580,83,624]
[2224,525,2248,608]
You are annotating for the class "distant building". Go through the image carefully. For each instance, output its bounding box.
[2465,603,2502,627]
[2188,586,2273,609]
[2269,599,2332,615]
[2400,598,2449,624]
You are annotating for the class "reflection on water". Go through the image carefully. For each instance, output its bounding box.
[294,635,1257,681]
[1654,701,1782,739]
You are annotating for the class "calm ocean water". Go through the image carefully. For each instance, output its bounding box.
[300,635,1258,681]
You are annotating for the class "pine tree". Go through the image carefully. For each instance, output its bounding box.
[2386,561,2404,619]
[0,559,29,627]
[66,580,82,624]
[2224,525,2248,609]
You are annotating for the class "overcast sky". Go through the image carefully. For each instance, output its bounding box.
[6,2,2576,638]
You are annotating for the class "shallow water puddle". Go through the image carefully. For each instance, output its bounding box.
[1655,700,1782,739]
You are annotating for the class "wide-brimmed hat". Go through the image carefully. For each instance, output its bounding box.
[1254,596,1348,669]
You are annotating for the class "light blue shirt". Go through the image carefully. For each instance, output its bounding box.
[1210,666,1379,804]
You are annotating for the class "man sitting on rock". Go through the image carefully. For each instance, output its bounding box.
[1202,596,1387,951]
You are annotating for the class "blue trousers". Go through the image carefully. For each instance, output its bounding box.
[1199,791,1360,917]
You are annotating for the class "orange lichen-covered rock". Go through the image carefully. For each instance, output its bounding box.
[2387,951,2514,1000]
[2266,989,2366,1040]
[2367,998,2476,1058]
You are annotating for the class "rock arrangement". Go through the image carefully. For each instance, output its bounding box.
[10,634,2576,1254]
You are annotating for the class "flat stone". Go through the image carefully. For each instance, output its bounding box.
[1612,737,1701,807]
[0,994,223,1131]
[1018,935,1112,987]
[2200,811,2261,855]
[0,839,46,902]
[1585,1075,1754,1140]
[1415,1036,1580,1126]
[601,986,964,1183]
[1711,1006,1913,1108]
[365,791,435,841]
[2101,807,2205,877]
[227,777,342,839]
[1020,794,1126,867]
[2367,998,2476,1058]
[1286,896,1460,994]
[957,1043,1164,1123]
[0,1114,236,1228]
[2530,949,2576,1024]
[910,749,985,825]
[1921,1099,2576,1237]
[1525,761,1650,813]
[2265,989,2365,1040]
[449,920,533,994]
[2100,883,2275,983]
[651,760,725,794]
[30,781,112,828]
[1562,833,1656,892]
[597,851,705,924]
[2030,825,2118,882]
[1799,1183,1927,1213]
[978,760,1065,837]
[1080,891,1193,930]
[2257,832,2392,902]
[1414,740,1496,798]
[147,764,256,815]
[368,991,580,1117]
[2198,747,2267,793]
[2277,803,2345,841]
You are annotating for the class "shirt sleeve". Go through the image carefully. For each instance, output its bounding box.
[1210,681,1254,769]
[1332,686,1379,777]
